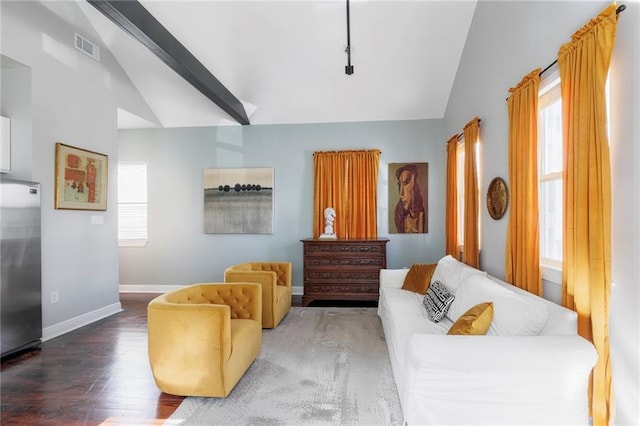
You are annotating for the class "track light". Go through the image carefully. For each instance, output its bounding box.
[345,0,354,75]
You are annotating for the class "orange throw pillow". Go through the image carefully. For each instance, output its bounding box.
[402,263,437,294]
[447,302,494,335]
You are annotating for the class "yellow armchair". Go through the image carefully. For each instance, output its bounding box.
[147,282,262,397]
[224,262,292,329]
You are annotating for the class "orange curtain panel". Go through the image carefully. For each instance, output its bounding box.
[345,150,380,239]
[558,4,618,425]
[313,150,380,239]
[462,117,480,268]
[313,151,346,238]
[445,135,459,257]
[505,69,542,296]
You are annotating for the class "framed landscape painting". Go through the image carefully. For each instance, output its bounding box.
[54,143,108,211]
[203,167,274,234]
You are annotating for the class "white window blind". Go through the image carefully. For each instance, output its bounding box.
[118,162,148,246]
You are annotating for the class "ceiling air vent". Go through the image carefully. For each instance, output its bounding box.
[74,33,100,61]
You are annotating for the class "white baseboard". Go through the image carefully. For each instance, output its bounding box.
[42,302,122,342]
[119,284,184,293]
[120,284,305,296]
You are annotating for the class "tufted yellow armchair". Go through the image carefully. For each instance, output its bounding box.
[224,262,292,329]
[147,282,262,397]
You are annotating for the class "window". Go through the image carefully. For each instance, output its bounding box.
[118,162,148,247]
[313,150,379,239]
[538,71,611,278]
[538,72,563,269]
[455,138,481,259]
[456,140,465,250]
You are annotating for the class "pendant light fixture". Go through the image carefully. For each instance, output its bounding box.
[345,0,354,75]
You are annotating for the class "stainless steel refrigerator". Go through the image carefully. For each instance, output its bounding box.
[0,177,42,359]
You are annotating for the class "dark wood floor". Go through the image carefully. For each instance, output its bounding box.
[1,293,183,426]
[0,294,375,425]
[0,294,312,425]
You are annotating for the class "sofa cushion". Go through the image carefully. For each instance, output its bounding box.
[447,274,550,336]
[402,263,436,294]
[380,269,410,289]
[447,302,494,335]
[378,288,452,335]
[380,288,433,319]
[423,280,455,322]
[430,255,487,293]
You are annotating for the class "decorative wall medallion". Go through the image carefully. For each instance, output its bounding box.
[486,177,509,220]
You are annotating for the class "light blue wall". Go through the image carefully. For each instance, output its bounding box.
[119,119,446,288]
[0,1,150,334]
[444,2,640,423]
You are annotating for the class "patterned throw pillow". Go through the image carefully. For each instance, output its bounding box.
[423,280,455,322]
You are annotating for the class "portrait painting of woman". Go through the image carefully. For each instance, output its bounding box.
[389,162,428,234]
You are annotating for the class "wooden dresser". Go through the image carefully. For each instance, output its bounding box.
[301,239,389,306]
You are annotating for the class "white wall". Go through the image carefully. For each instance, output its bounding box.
[118,119,446,289]
[445,1,639,423]
[0,1,153,336]
[0,56,32,179]
[609,2,640,422]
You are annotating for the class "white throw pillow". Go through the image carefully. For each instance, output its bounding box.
[447,274,550,336]
[430,255,487,294]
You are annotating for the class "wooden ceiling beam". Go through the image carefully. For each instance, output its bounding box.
[88,0,250,125]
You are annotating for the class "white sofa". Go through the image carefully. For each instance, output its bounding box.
[377,255,598,425]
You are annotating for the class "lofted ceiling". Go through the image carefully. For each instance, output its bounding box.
[49,1,478,128]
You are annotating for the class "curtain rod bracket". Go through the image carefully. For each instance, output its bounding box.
[539,3,626,78]
[455,119,481,141]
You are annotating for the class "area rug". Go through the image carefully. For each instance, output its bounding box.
[164,307,403,425]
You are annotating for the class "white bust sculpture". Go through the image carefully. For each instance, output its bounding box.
[320,207,337,239]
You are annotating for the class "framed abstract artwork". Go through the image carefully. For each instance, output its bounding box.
[388,162,428,234]
[203,167,274,234]
[54,143,108,211]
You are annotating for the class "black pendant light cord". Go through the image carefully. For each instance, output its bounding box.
[345,0,354,75]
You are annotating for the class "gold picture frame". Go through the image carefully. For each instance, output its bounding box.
[54,143,108,211]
